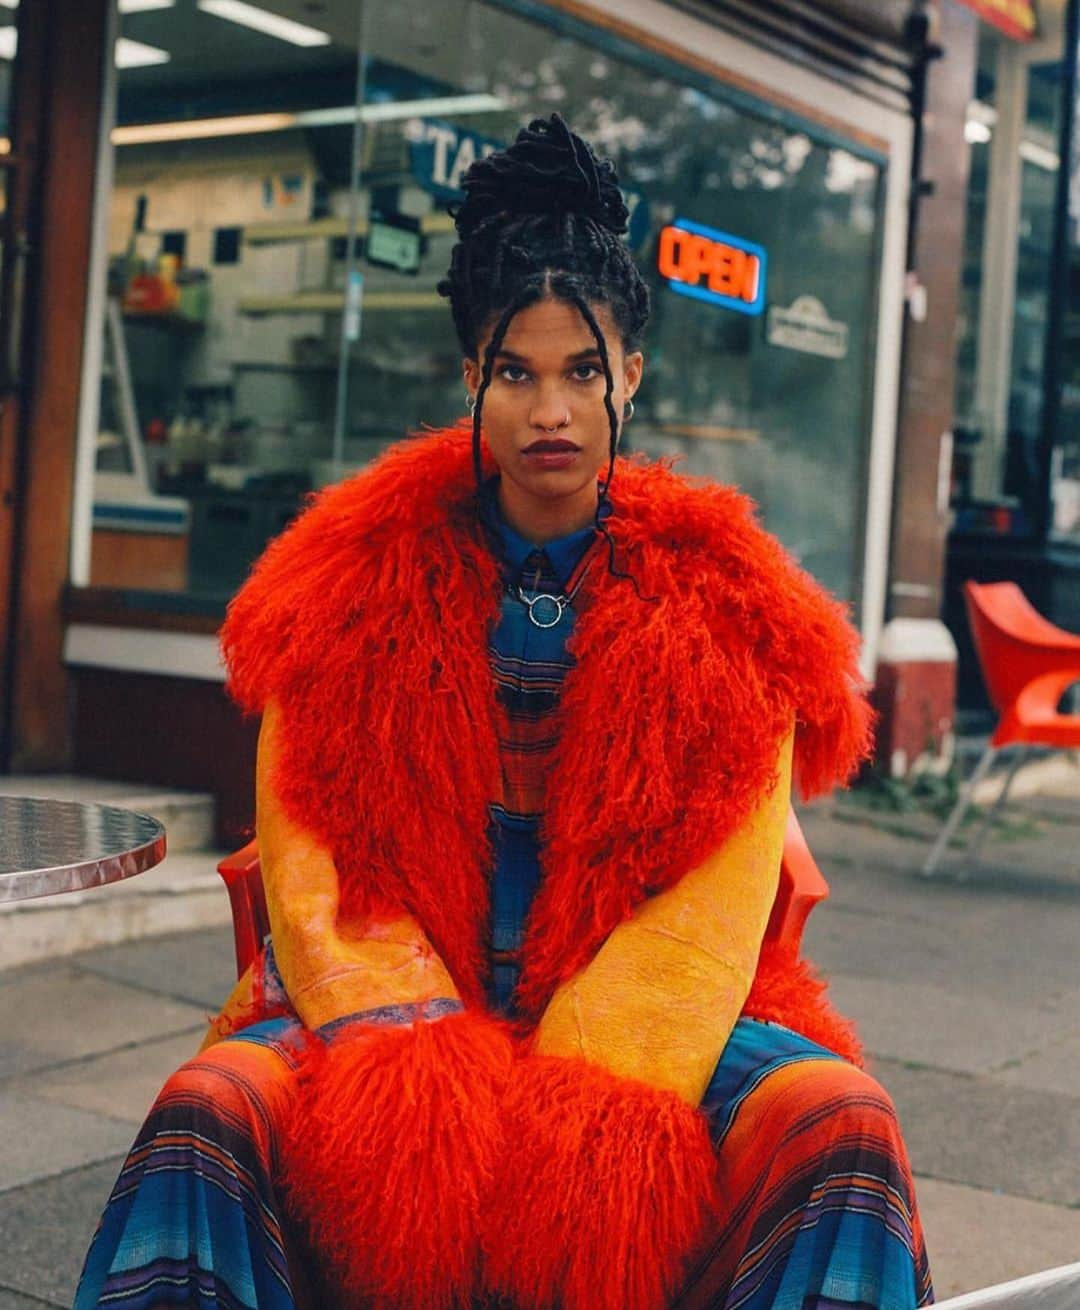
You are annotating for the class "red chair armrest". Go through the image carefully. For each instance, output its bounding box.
[765,809,829,953]
[995,667,1080,748]
[217,839,269,979]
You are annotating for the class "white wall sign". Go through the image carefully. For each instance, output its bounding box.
[766,295,849,359]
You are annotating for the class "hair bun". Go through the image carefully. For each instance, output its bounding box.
[452,113,628,240]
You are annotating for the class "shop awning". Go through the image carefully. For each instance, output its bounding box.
[954,0,1036,41]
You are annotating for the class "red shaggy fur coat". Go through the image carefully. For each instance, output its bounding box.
[221,423,873,1310]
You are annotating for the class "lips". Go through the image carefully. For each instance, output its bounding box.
[523,438,580,453]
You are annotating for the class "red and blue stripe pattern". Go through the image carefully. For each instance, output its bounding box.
[686,1020,934,1308]
[75,1023,309,1309]
[75,1013,932,1308]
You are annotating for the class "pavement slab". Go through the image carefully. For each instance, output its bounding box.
[872,1057,1080,1208]
[824,972,1080,1076]
[17,1028,201,1125]
[991,1022,1080,1097]
[0,966,208,1080]
[0,1089,134,1192]
[0,1289,59,1309]
[807,884,1080,1007]
[0,1157,123,1307]
[915,1176,1080,1300]
[72,924,236,1010]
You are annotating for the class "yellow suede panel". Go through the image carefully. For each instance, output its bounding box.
[533,727,794,1105]
[257,700,460,1031]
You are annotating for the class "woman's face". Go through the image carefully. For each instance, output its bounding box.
[463,296,643,539]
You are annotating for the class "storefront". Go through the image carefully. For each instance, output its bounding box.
[948,0,1079,710]
[3,0,920,830]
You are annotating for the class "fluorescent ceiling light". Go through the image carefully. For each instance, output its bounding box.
[114,112,293,145]
[1019,138,1060,171]
[113,94,506,146]
[117,37,171,68]
[196,0,330,47]
[298,95,504,128]
[0,0,176,10]
[358,95,504,123]
[967,99,998,129]
[0,27,171,66]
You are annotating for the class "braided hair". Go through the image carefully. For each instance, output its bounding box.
[436,114,651,551]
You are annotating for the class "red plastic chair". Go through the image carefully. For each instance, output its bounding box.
[217,839,266,979]
[218,808,829,981]
[923,580,1080,875]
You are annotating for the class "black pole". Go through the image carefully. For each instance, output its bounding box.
[903,3,944,269]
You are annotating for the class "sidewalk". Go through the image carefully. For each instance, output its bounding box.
[2,757,1080,1307]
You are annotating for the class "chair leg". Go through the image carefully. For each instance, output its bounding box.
[964,745,1029,871]
[922,743,998,877]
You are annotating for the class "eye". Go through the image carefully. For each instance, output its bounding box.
[572,363,602,381]
[498,365,529,383]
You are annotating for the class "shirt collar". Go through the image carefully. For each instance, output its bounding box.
[480,477,611,589]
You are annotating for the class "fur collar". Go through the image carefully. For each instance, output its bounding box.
[222,424,870,1023]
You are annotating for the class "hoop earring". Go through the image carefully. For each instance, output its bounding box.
[622,398,635,422]
[466,393,477,416]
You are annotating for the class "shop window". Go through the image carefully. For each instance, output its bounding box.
[75,0,888,610]
[1049,17,1080,543]
[952,10,1070,540]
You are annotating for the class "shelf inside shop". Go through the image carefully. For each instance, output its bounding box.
[243,213,454,244]
[123,311,205,332]
[232,360,338,373]
[237,290,443,315]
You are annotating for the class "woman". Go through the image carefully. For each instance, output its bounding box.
[76,114,932,1310]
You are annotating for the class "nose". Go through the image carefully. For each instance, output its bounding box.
[528,383,571,430]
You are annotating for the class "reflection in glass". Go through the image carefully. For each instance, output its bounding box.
[1051,22,1080,541]
[85,0,885,606]
[951,11,1070,540]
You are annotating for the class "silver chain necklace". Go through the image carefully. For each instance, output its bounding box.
[512,554,594,629]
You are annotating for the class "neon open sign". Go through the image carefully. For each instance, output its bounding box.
[657,219,767,316]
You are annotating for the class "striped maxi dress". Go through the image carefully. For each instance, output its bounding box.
[74,493,933,1310]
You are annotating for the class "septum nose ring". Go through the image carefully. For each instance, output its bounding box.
[540,413,571,433]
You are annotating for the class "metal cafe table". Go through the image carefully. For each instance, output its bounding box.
[0,795,166,903]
